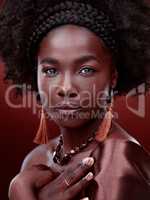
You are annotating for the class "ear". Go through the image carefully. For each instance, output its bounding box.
[111,67,118,89]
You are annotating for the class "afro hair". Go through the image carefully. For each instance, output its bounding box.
[0,0,150,95]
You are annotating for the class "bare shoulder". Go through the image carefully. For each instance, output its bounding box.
[106,121,150,185]
[21,137,59,172]
[110,120,140,145]
[125,140,150,184]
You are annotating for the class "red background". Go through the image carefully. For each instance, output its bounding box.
[0,0,150,199]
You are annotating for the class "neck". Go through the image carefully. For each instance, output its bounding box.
[59,118,102,153]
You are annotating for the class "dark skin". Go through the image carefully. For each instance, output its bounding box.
[9,25,118,200]
[37,24,117,153]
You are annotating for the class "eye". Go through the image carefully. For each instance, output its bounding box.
[41,66,58,77]
[79,66,96,76]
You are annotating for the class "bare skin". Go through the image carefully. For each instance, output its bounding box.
[9,24,119,200]
[37,24,117,153]
[9,121,136,200]
[9,157,95,200]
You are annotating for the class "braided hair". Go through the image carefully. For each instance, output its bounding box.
[0,0,150,95]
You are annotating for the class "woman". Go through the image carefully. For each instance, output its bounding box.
[0,0,150,199]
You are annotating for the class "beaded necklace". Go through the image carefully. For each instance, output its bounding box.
[53,132,96,165]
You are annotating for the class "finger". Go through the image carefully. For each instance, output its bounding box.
[80,198,89,200]
[65,172,93,199]
[62,157,94,187]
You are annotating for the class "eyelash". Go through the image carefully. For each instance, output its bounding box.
[79,66,96,76]
[42,67,58,77]
[41,66,97,77]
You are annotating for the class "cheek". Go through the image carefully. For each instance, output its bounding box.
[38,72,46,92]
[79,67,111,88]
[37,72,51,104]
[79,72,111,105]
[38,75,60,107]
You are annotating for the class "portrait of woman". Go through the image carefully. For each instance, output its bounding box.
[0,0,150,199]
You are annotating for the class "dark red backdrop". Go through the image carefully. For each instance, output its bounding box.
[0,0,150,199]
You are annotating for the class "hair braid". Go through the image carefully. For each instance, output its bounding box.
[28,1,117,65]
[0,0,150,95]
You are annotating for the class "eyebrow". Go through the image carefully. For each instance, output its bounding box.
[39,55,99,65]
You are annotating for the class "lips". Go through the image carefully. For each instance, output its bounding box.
[52,102,82,117]
[54,103,81,110]
[56,108,82,116]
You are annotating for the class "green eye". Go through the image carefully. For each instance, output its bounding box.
[79,66,96,76]
[42,67,58,77]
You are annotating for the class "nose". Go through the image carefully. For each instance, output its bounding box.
[57,88,78,98]
[56,72,78,99]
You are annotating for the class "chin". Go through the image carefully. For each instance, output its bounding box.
[54,117,91,128]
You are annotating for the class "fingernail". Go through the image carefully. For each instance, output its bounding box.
[85,172,94,181]
[82,157,94,166]
[80,197,89,200]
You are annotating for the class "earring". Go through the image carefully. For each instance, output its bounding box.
[33,107,49,144]
[95,87,114,142]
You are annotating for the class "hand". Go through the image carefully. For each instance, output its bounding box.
[38,157,94,200]
[8,164,57,200]
[8,157,94,200]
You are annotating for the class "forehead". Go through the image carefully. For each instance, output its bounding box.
[38,24,110,59]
